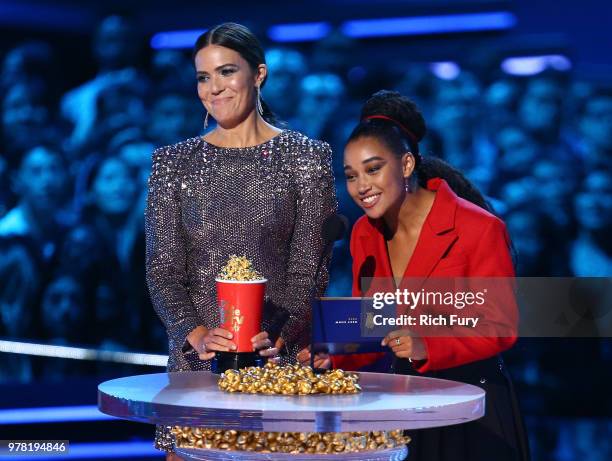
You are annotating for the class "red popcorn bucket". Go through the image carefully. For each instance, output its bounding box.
[216,278,267,353]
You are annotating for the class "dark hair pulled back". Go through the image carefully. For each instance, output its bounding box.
[192,22,277,125]
[348,90,493,213]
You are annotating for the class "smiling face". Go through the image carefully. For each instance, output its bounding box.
[195,45,264,128]
[344,136,413,219]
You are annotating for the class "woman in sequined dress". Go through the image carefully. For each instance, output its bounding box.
[145,23,337,456]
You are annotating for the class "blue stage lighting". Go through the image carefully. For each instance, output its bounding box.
[342,12,516,38]
[268,22,332,42]
[501,55,572,76]
[0,405,114,425]
[430,61,461,80]
[151,12,516,49]
[150,29,206,49]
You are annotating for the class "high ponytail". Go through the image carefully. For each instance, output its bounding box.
[416,157,493,213]
[348,90,493,214]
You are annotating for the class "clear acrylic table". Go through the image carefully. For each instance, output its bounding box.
[98,371,485,460]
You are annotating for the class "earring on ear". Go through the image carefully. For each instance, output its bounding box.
[204,111,209,129]
[256,86,264,116]
[403,155,415,192]
[404,176,415,193]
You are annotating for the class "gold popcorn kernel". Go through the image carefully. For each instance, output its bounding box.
[297,380,313,394]
[218,363,362,395]
[218,255,263,281]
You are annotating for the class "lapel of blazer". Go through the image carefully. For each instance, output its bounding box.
[355,219,393,295]
[358,219,389,277]
[404,178,459,279]
[356,178,460,284]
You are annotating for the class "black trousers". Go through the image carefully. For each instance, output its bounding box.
[394,356,531,461]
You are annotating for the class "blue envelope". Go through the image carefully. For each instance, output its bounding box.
[311,297,386,355]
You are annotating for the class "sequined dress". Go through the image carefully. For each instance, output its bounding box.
[145,130,337,451]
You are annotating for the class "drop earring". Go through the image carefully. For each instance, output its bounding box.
[204,111,209,129]
[404,176,414,192]
[256,86,264,116]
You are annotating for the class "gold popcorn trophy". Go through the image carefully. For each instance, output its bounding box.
[213,256,267,374]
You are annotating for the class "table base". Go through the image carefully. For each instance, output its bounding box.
[173,427,409,461]
[175,446,408,461]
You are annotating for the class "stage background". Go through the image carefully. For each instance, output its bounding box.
[1,1,611,459]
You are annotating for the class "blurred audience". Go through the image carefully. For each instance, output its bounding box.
[264,48,307,121]
[41,270,88,345]
[146,92,202,147]
[518,72,575,161]
[290,72,345,140]
[571,169,612,276]
[61,15,149,156]
[0,145,69,263]
[0,238,40,382]
[431,71,495,192]
[1,80,62,167]
[576,87,612,170]
[0,21,611,460]
[81,156,143,348]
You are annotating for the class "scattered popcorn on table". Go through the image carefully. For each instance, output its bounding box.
[218,362,361,395]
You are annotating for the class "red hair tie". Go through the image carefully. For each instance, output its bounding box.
[362,115,418,145]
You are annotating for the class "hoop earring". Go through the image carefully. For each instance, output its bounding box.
[256,86,264,116]
[204,111,209,129]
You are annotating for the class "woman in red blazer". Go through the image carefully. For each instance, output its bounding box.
[331,174,519,371]
[300,90,530,461]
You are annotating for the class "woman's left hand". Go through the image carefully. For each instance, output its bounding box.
[296,347,331,369]
[381,330,427,361]
[251,331,279,359]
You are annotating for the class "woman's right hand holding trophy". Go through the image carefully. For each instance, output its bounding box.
[188,326,278,361]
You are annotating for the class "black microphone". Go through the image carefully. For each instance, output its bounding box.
[310,214,349,372]
[311,214,349,296]
[321,214,349,243]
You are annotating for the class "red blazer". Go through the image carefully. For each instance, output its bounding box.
[331,178,517,373]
